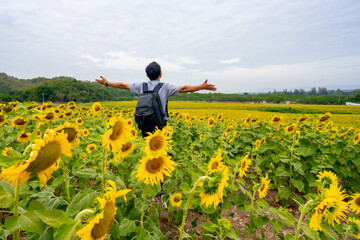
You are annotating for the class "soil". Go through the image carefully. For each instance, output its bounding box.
[158,188,302,240]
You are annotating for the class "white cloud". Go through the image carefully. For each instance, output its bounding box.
[218,58,241,64]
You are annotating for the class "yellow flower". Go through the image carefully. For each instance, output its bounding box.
[136,155,176,186]
[86,143,97,154]
[76,180,131,240]
[353,133,360,145]
[347,217,360,239]
[223,126,232,137]
[285,123,296,134]
[42,110,57,122]
[316,171,338,190]
[229,131,237,143]
[258,175,270,198]
[162,125,173,136]
[82,128,89,137]
[349,193,360,214]
[144,128,171,157]
[0,130,72,186]
[298,115,308,122]
[102,117,131,152]
[80,152,87,161]
[118,141,135,159]
[92,102,102,113]
[76,118,84,125]
[318,112,331,123]
[271,116,282,124]
[17,131,31,143]
[309,185,348,231]
[67,101,76,110]
[207,117,215,127]
[64,110,73,118]
[207,149,224,173]
[254,139,262,150]
[2,147,13,156]
[55,122,81,146]
[238,154,251,178]
[10,116,28,128]
[199,166,229,208]
[0,114,6,126]
[169,193,182,208]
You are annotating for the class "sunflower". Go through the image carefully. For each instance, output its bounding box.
[10,116,28,128]
[258,175,270,198]
[83,129,90,137]
[229,131,237,143]
[162,125,173,136]
[55,122,81,146]
[353,133,360,145]
[64,110,73,118]
[238,154,251,178]
[169,193,182,208]
[298,115,308,122]
[0,130,72,186]
[42,110,57,122]
[144,128,171,157]
[67,101,77,110]
[77,180,131,240]
[271,116,282,124]
[86,143,97,154]
[317,112,331,123]
[2,147,13,156]
[92,102,102,113]
[223,126,232,137]
[309,185,348,231]
[17,131,31,143]
[207,117,215,128]
[254,139,262,150]
[118,141,135,159]
[199,166,229,208]
[76,118,84,125]
[0,114,6,126]
[348,217,360,239]
[136,155,176,186]
[349,193,360,214]
[285,124,296,134]
[316,171,338,190]
[130,127,138,139]
[207,149,224,173]
[102,117,131,152]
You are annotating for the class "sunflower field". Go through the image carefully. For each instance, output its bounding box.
[1,101,360,240]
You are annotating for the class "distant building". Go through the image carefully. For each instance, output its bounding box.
[285,101,290,104]
[346,102,360,105]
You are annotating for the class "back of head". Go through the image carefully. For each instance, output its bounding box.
[145,61,161,80]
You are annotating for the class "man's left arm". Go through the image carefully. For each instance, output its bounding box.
[179,79,217,93]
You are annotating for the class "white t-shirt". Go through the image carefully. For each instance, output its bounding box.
[129,80,180,120]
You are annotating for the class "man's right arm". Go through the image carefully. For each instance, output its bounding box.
[95,76,130,89]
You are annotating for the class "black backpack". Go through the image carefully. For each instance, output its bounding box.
[134,82,167,128]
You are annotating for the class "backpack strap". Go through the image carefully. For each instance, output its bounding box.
[153,82,164,92]
[142,82,148,93]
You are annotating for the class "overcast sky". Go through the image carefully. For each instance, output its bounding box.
[1,0,359,93]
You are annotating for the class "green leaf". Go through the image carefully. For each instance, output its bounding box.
[275,165,290,177]
[73,168,97,178]
[39,227,54,240]
[301,224,319,240]
[33,209,68,228]
[278,187,292,198]
[5,213,44,235]
[291,179,304,192]
[66,189,99,218]
[53,219,80,240]
[201,222,217,233]
[257,198,269,209]
[118,218,136,237]
[270,218,284,232]
[0,192,14,208]
[179,182,190,191]
[269,207,294,227]
[141,182,160,198]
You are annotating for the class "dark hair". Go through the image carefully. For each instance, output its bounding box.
[145,61,161,80]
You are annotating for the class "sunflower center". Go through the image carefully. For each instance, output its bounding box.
[121,142,133,152]
[26,141,62,173]
[145,157,163,174]
[211,161,219,170]
[59,128,77,142]
[91,201,116,239]
[355,196,360,207]
[174,197,181,203]
[0,115,5,122]
[109,121,123,140]
[5,105,13,112]
[241,160,247,169]
[15,118,26,125]
[273,117,280,122]
[260,183,265,192]
[209,119,214,125]
[45,112,55,120]
[149,136,163,151]
[355,135,359,141]
[94,105,101,111]
[288,126,294,132]
[20,133,28,138]
[90,146,94,151]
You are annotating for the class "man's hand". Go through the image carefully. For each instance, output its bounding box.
[95,76,107,85]
[201,79,217,91]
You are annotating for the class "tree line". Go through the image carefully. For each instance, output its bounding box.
[0,73,359,104]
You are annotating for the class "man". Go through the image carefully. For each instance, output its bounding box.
[95,61,216,137]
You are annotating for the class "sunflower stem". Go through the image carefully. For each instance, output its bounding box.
[140,194,145,228]
[12,180,20,240]
[1,127,5,147]
[294,199,312,240]
[179,177,205,240]
[74,209,94,222]
[62,162,71,203]
[102,150,108,193]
